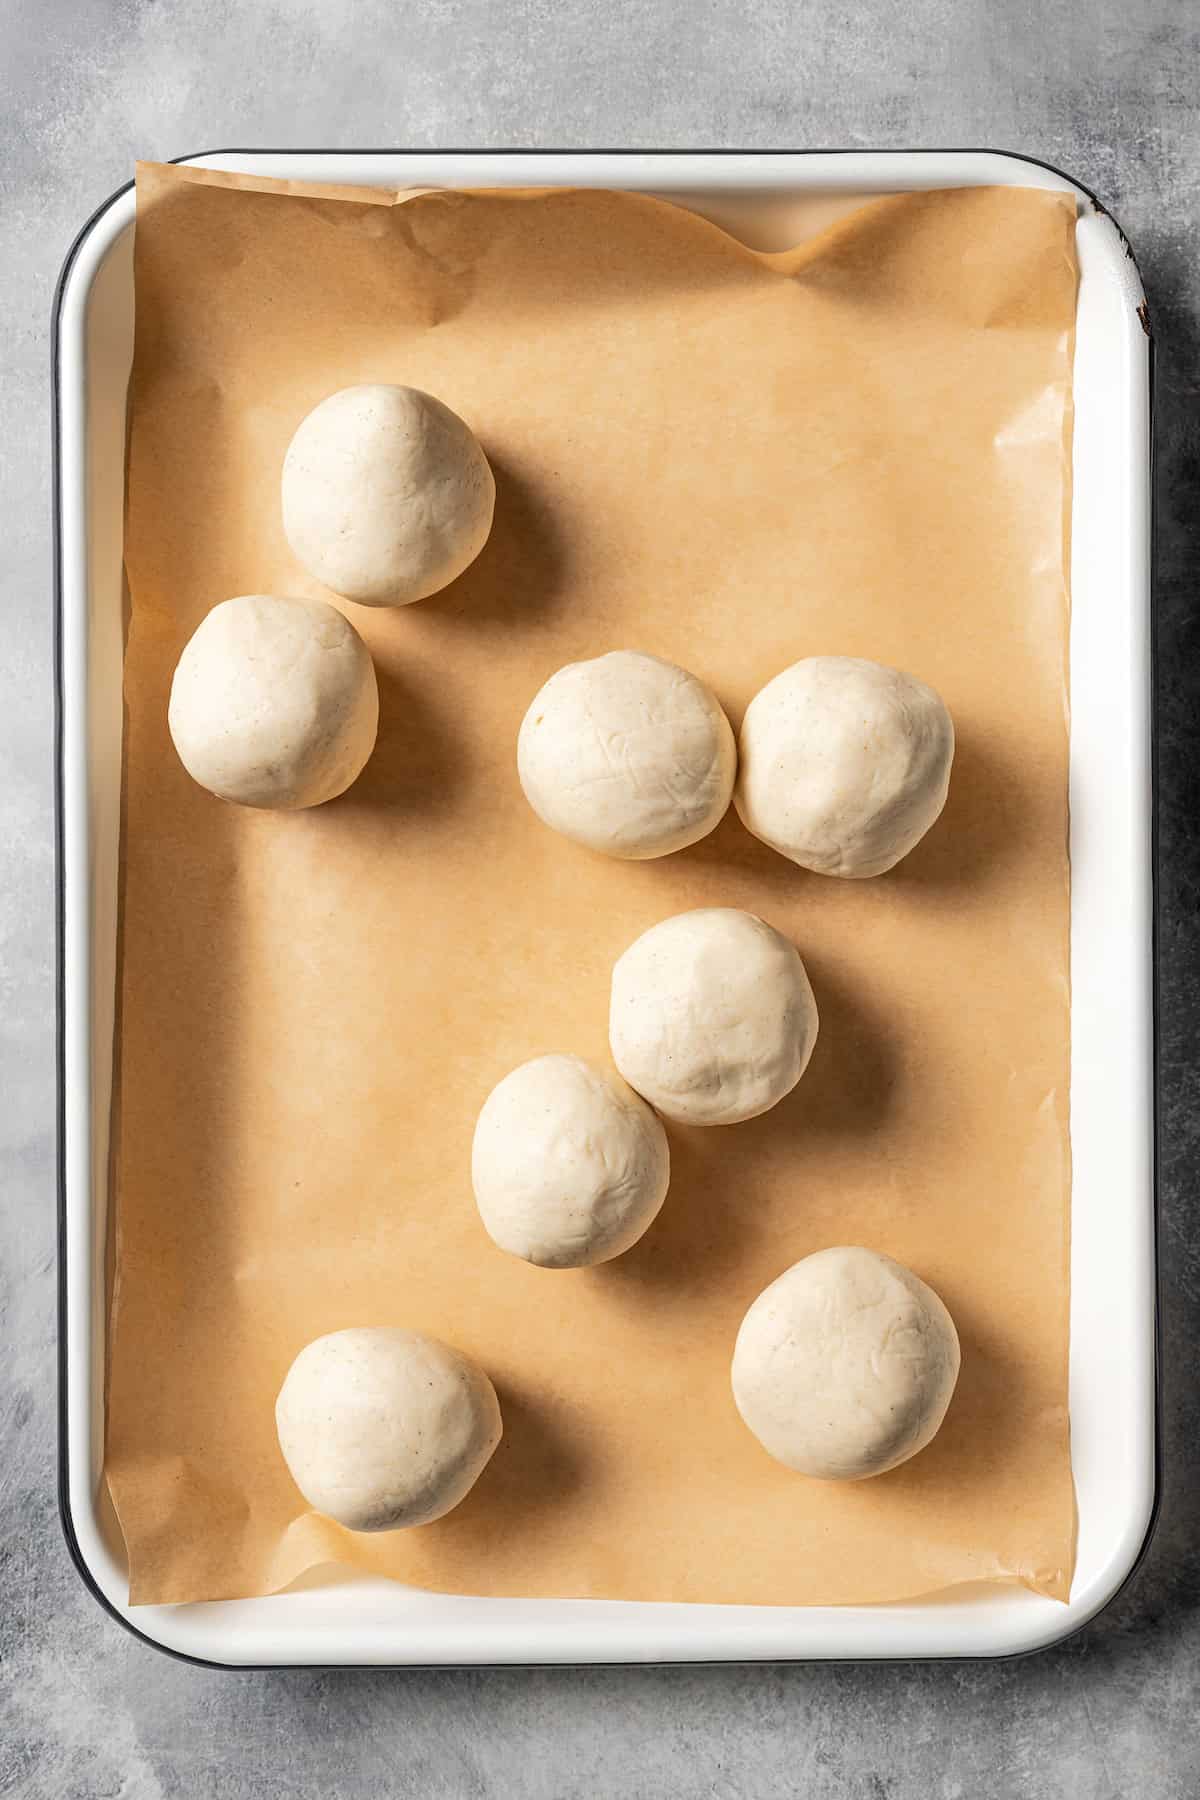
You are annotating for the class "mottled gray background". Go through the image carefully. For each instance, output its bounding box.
[3,1,1198,1794]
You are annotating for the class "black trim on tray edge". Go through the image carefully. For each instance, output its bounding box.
[52,146,1160,1671]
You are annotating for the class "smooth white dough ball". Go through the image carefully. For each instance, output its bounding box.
[168,593,379,810]
[734,656,955,877]
[609,908,819,1126]
[732,1247,961,1480]
[472,1054,670,1268]
[517,651,737,859]
[282,384,496,606]
[275,1328,502,1531]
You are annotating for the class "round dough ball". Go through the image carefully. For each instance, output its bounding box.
[275,1327,502,1531]
[281,384,495,606]
[517,651,736,859]
[732,1247,961,1480]
[472,1054,670,1268]
[609,908,818,1126]
[734,656,955,877]
[168,593,379,810]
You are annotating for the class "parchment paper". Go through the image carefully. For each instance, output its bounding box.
[108,163,1078,1607]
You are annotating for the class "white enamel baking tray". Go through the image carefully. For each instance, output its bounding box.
[54,150,1156,1665]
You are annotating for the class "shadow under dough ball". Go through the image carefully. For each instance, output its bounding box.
[275,1328,502,1531]
[167,593,379,809]
[609,907,819,1125]
[281,383,496,606]
[472,1053,670,1267]
[734,655,955,877]
[732,1246,961,1479]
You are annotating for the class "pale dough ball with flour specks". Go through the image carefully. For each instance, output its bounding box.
[472,1054,670,1267]
[609,908,819,1126]
[168,593,378,810]
[282,384,496,606]
[732,1247,961,1480]
[735,656,955,877]
[518,651,737,859]
[275,1328,502,1531]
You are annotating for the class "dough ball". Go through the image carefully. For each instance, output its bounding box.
[734,656,955,877]
[609,908,818,1125]
[275,1327,502,1531]
[732,1247,961,1480]
[517,651,736,859]
[282,384,496,606]
[472,1054,670,1268]
[168,593,379,810]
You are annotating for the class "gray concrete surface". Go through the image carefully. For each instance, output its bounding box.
[3,1,1199,1794]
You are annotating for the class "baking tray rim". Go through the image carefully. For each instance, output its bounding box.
[53,146,1158,1667]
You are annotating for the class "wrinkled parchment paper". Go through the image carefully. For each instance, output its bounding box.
[108,163,1078,1606]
